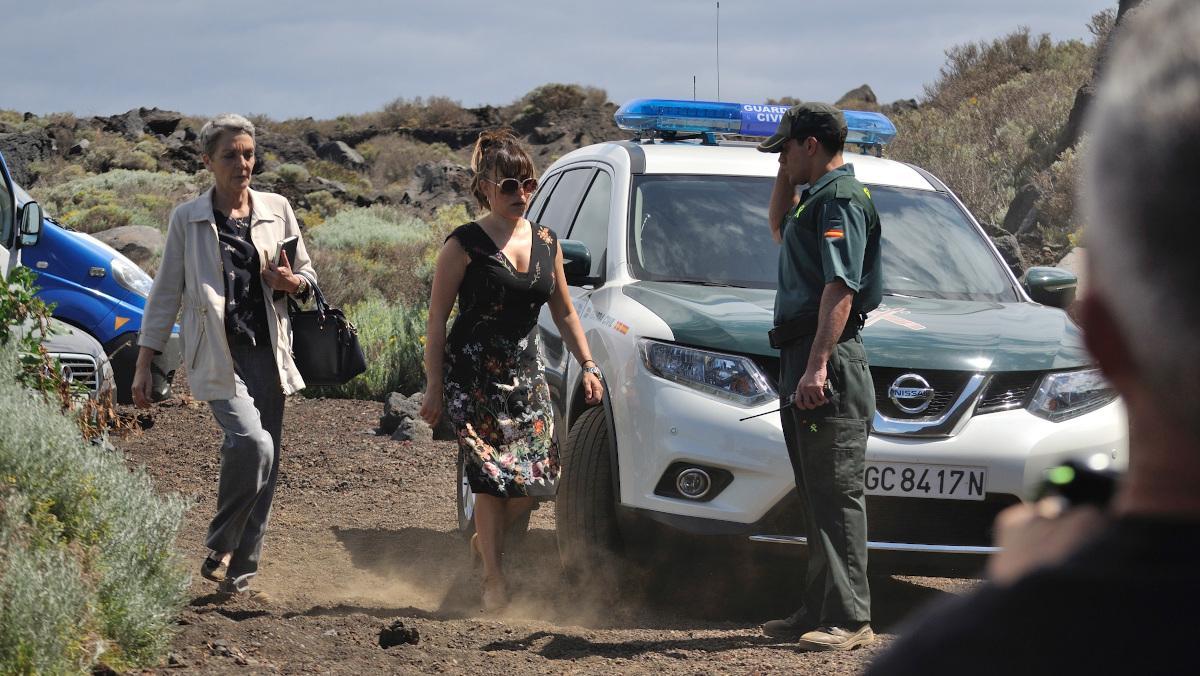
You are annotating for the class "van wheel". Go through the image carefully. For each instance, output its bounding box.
[456,447,530,541]
[555,406,624,590]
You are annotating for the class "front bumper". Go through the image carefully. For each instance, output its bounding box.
[615,374,1127,555]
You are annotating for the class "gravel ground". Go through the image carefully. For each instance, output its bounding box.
[115,375,978,675]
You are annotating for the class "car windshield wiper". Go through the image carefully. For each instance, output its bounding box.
[649,278,748,288]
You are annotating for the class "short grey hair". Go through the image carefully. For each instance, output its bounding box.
[199,113,256,157]
[1082,0,1200,433]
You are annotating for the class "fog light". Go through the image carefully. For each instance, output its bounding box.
[676,468,712,499]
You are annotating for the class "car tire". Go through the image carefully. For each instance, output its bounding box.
[555,405,625,590]
[456,446,531,541]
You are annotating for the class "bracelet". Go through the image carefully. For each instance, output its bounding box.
[582,359,597,367]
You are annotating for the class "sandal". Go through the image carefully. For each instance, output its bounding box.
[200,551,230,583]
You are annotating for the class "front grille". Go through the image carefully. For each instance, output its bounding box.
[977,371,1043,414]
[56,354,99,392]
[872,367,970,420]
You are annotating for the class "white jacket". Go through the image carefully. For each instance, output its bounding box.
[139,188,317,401]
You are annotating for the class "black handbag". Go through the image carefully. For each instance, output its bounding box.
[288,281,367,386]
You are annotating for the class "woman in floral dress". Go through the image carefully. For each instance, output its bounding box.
[420,130,604,610]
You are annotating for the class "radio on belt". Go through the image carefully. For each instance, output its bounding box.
[614,98,897,149]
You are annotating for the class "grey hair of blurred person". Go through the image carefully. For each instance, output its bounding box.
[1081,0,1200,436]
[199,113,256,157]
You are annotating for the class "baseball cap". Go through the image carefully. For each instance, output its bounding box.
[756,102,848,153]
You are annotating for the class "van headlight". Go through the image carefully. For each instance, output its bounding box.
[1028,368,1117,422]
[638,339,776,407]
[111,257,152,299]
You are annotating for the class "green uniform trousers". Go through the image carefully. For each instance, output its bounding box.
[778,332,874,627]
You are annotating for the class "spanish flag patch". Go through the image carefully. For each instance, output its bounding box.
[824,229,845,239]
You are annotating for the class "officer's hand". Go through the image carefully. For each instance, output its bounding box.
[987,498,1106,585]
[794,367,829,410]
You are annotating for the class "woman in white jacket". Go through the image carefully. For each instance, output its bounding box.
[132,113,318,599]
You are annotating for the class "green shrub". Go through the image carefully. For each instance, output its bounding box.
[378,96,475,128]
[277,163,311,184]
[32,170,199,233]
[1031,142,1083,246]
[306,298,427,399]
[888,26,1096,225]
[519,83,607,115]
[360,136,456,186]
[0,274,188,673]
[66,204,133,233]
[308,205,430,250]
[304,160,371,191]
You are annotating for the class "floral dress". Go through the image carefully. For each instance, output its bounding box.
[443,221,560,497]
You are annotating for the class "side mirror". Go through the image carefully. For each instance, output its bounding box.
[560,239,599,287]
[18,201,43,248]
[1023,266,1077,309]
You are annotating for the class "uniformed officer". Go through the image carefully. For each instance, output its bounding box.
[757,102,882,651]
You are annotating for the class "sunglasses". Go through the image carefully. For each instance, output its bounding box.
[484,176,539,195]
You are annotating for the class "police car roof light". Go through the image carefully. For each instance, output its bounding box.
[614,98,897,146]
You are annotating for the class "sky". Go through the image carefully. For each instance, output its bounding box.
[1,0,1113,120]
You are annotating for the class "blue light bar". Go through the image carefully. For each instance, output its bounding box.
[614,98,897,145]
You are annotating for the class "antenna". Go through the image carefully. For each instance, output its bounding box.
[693,75,697,100]
[716,2,721,100]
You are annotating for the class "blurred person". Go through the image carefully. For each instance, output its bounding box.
[419,129,603,611]
[133,113,318,600]
[757,103,883,650]
[868,1,1200,672]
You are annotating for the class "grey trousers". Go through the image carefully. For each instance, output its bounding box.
[779,333,873,627]
[205,342,284,589]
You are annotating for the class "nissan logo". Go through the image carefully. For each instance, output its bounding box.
[889,373,935,414]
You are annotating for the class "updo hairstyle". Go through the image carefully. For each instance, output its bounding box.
[469,129,536,209]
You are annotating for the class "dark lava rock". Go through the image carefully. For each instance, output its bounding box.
[0,129,55,185]
[140,107,184,136]
[316,140,365,168]
[96,109,146,139]
[379,620,420,648]
[258,130,317,164]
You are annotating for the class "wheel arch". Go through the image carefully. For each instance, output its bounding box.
[568,383,622,504]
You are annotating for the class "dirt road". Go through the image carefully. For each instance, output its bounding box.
[116,384,977,674]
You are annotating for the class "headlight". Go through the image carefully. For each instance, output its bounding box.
[111,257,152,299]
[1028,368,1117,422]
[638,339,776,407]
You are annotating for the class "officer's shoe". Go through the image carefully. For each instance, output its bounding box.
[762,607,815,641]
[795,624,875,652]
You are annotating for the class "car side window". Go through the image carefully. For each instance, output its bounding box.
[536,168,596,236]
[526,172,561,223]
[0,174,13,247]
[567,170,612,279]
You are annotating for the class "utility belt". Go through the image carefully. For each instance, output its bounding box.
[768,312,866,349]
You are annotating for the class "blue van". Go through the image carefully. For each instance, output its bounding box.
[12,182,180,402]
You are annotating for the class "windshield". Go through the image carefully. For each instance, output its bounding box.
[628,175,1018,301]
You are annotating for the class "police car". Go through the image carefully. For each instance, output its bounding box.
[458,99,1128,574]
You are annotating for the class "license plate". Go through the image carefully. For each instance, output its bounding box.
[864,462,986,500]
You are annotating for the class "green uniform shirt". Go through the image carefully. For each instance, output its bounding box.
[775,164,883,325]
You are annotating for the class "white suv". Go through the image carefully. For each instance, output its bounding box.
[459,99,1128,575]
